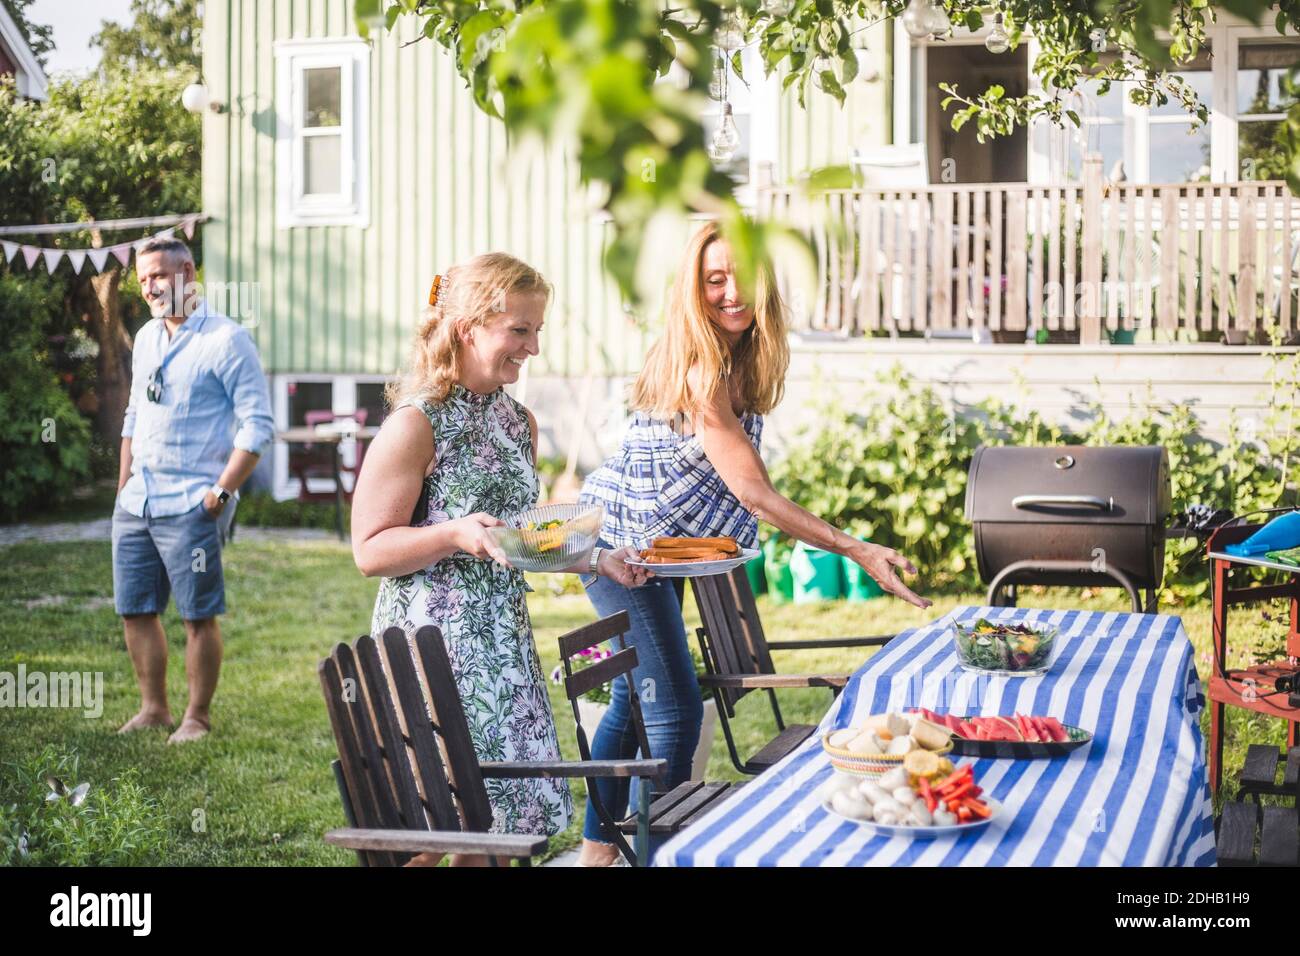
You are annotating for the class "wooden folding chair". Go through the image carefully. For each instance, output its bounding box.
[319,624,665,866]
[560,612,735,861]
[691,567,897,775]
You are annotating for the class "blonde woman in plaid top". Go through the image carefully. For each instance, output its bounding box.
[575,222,932,866]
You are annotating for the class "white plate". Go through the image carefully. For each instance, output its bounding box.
[821,797,1001,838]
[624,547,761,578]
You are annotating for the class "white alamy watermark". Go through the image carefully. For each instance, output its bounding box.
[0,665,103,718]
[49,886,151,936]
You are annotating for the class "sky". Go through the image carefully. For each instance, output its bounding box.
[29,0,136,75]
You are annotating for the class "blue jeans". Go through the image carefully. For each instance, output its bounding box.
[581,559,702,843]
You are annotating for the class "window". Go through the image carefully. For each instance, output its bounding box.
[1145,50,1213,182]
[275,39,370,227]
[1235,40,1299,180]
[273,375,391,499]
[356,382,388,426]
[1032,25,1299,184]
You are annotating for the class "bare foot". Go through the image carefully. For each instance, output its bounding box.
[167,715,211,744]
[118,709,175,733]
[576,839,624,867]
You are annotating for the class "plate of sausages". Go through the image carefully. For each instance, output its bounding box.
[624,536,760,577]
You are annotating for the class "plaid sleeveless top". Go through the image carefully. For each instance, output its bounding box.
[579,410,763,550]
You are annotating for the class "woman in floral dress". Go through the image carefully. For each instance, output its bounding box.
[351,253,650,864]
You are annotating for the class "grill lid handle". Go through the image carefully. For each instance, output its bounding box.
[1012,494,1115,511]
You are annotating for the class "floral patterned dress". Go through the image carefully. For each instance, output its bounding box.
[370,385,573,836]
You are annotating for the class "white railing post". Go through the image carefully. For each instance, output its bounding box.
[1081,153,1104,344]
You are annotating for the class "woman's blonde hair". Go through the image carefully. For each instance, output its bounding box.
[628,221,789,419]
[387,252,550,407]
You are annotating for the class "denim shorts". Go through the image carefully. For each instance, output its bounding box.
[112,498,236,620]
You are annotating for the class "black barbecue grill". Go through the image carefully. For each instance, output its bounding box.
[964,445,1172,613]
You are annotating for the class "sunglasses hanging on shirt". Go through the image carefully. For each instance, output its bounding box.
[146,366,164,403]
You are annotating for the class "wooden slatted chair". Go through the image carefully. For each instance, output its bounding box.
[319,624,665,867]
[1217,745,1300,867]
[690,567,897,775]
[560,612,735,861]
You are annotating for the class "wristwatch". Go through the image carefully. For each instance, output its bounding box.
[211,484,231,505]
[588,546,604,576]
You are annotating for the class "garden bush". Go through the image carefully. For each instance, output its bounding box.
[770,365,1295,601]
[234,491,349,532]
[0,746,166,866]
[0,275,92,521]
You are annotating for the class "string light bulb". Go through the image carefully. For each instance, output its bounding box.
[901,0,934,39]
[922,2,951,38]
[715,12,745,51]
[708,102,741,164]
[708,48,727,100]
[762,0,795,16]
[986,13,1010,54]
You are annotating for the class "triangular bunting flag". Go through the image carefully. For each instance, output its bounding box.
[43,249,65,274]
[21,245,40,269]
[88,248,111,273]
[110,243,133,266]
[180,217,197,239]
[157,228,175,240]
[1,240,17,264]
[66,250,86,274]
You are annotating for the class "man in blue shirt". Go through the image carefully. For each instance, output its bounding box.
[113,237,274,744]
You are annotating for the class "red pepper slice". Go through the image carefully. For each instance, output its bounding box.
[942,781,974,803]
[919,777,937,813]
[965,799,992,819]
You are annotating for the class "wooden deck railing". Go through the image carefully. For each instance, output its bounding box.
[759,157,1300,344]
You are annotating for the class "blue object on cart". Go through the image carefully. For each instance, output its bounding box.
[1223,511,1300,557]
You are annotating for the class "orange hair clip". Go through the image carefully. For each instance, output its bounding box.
[428,275,443,307]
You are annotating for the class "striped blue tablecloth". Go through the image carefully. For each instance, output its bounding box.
[655,605,1216,867]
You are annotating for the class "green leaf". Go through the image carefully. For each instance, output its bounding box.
[803,164,856,191]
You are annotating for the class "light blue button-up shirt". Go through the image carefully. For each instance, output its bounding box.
[118,301,275,518]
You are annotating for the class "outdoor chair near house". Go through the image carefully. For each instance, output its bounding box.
[1216,745,1299,866]
[318,624,664,867]
[559,611,736,863]
[690,567,897,776]
[290,408,368,502]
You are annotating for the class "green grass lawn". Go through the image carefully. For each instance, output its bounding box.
[0,537,1290,865]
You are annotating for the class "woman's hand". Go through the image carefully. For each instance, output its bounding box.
[447,512,510,565]
[848,540,932,610]
[598,546,654,588]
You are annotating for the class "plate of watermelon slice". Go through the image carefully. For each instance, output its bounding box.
[909,708,1093,759]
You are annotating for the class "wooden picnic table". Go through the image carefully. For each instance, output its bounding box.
[654,605,1215,867]
[277,425,379,540]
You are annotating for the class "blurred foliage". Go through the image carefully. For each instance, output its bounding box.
[92,0,202,75]
[0,275,92,522]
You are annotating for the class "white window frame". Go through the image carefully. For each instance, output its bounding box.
[271,373,391,499]
[275,38,370,228]
[1225,26,1300,182]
